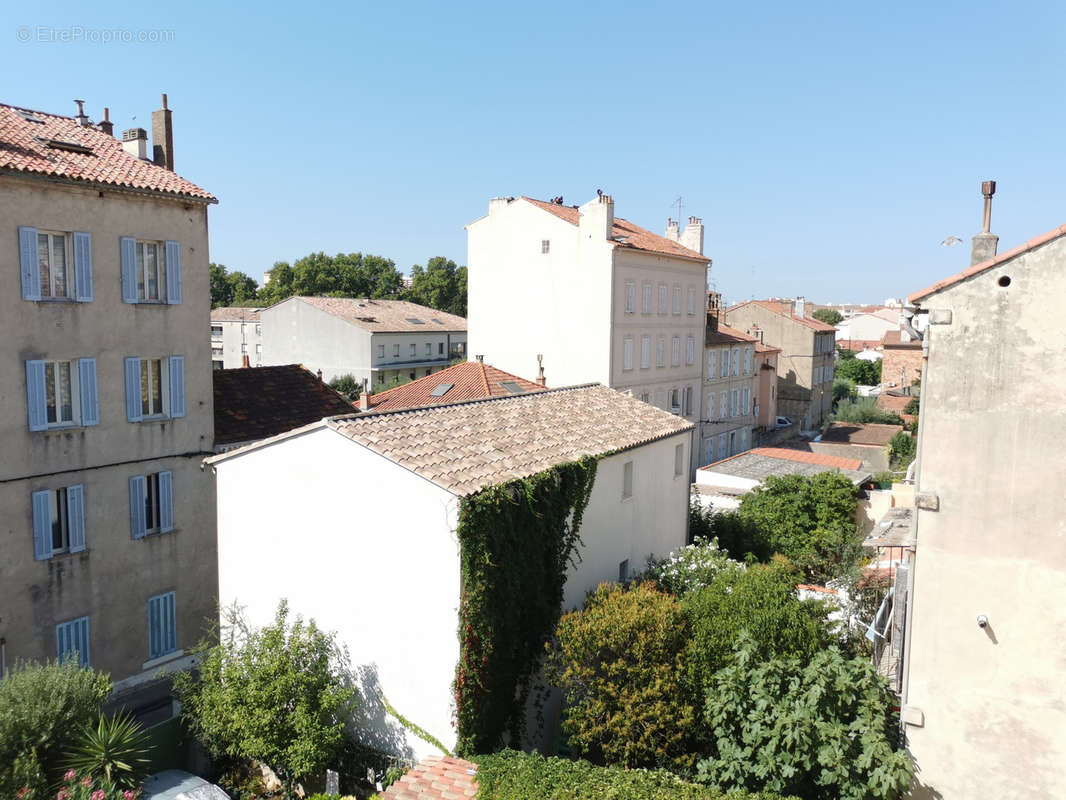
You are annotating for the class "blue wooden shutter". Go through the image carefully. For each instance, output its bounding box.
[159,471,174,532]
[168,356,185,418]
[124,358,142,422]
[56,617,90,668]
[67,484,86,553]
[19,226,41,300]
[73,231,93,301]
[165,241,182,304]
[129,475,147,539]
[26,360,47,431]
[31,489,52,560]
[149,592,177,659]
[78,358,99,426]
[120,237,138,303]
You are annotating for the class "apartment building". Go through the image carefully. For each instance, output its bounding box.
[723,298,836,431]
[210,306,263,369]
[700,319,760,466]
[260,296,466,388]
[466,194,710,470]
[0,97,217,709]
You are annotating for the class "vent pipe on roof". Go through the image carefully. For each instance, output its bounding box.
[970,180,999,266]
[73,99,89,127]
[98,107,113,137]
[537,354,546,386]
[152,93,174,171]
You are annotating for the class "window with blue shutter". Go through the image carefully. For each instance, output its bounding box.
[19,226,41,300]
[78,358,99,426]
[73,232,93,301]
[158,471,174,533]
[32,489,52,560]
[165,241,181,304]
[129,475,147,539]
[120,237,138,303]
[168,357,185,418]
[124,358,142,422]
[56,616,90,667]
[26,360,47,431]
[67,484,86,553]
[148,592,177,660]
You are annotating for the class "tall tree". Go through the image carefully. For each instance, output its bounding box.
[256,252,404,305]
[210,263,260,308]
[258,261,295,306]
[812,308,843,325]
[405,257,467,316]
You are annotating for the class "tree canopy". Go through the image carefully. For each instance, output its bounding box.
[812,308,843,326]
[405,256,468,317]
[835,356,881,386]
[211,263,261,308]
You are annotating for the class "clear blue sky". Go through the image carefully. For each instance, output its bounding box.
[6,0,1066,304]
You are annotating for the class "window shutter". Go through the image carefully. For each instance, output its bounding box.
[67,484,86,553]
[73,232,93,301]
[149,593,177,659]
[721,351,729,378]
[78,358,99,426]
[686,336,695,365]
[148,596,160,658]
[166,241,182,304]
[732,349,740,376]
[719,391,727,419]
[19,226,41,300]
[57,617,90,668]
[32,489,52,560]
[26,360,48,431]
[129,475,147,539]
[168,356,185,418]
[120,237,138,303]
[159,470,174,532]
[124,358,143,422]
[623,338,633,370]
[707,350,716,377]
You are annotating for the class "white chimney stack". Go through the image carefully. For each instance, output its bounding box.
[681,216,704,255]
[579,193,614,242]
[795,296,806,318]
[664,218,681,243]
[121,128,148,160]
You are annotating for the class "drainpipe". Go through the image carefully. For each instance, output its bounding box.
[900,306,923,342]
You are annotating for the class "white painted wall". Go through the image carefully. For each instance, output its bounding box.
[213,318,262,369]
[213,427,462,760]
[260,299,374,384]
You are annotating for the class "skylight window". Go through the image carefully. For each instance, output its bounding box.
[429,382,454,397]
[500,381,526,395]
[406,317,425,324]
[17,110,46,124]
[34,136,92,154]
[431,319,444,325]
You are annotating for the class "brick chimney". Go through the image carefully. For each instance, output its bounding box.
[358,391,370,411]
[98,107,113,137]
[681,216,704,255]
[579,192,614,242]
[242,355,251,368]
[970,180,998,266]
[121,128,148,159]
[664,218,681,243]
[151,93,174,171]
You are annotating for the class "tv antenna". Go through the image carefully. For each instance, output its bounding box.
[671,196,684,221]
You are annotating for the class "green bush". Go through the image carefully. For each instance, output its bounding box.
[545,583,697,770]
[683,559,833,695]
[830,397,901,425]
[64,711,151,789]
[835,358,881,387]
[474,750,797,800]
[327,374,361,402]
[697,638,913,800]
[832,376,856,405]
[0,660,111,799]
[642,534,741,597]
[888,432,916,470]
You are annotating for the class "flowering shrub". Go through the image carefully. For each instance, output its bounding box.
[17,770,140,800]
[641,537,742,597]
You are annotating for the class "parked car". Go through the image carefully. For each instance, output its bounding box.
[142,770,230,800]
[775,416,792,429]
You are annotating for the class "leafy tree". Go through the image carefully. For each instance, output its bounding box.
[405,257,468,317]
[812,309,843,326]
[683,559,833,694]
[0,660,112,798]
[642,535,740,597]
[732,472,865,583]
[328,374,361,402]
[173,601,357,798]
[835,357,881,386]
[836,347,856,360]
[546,583,698,771]
[210,263,260,308]
[697,637,913,800]
[258,261,295,305]
[830,397,902,425]
[888,432,916,470]
[832,376,856,405]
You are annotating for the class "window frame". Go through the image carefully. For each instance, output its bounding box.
[44,359,79,428]
[656,337,666,368]
[658,284,668,315]
[622,461,634,500]
[37,230,73,300]
[624,281,635,314]
[672,286,682,315]
[674,443,685,476]
[622,336,634,371]
[140,357,167,418]
[640,335,651,369]
[135,239,165,302]
[56,615,90,668]
[147,591,178,661]
[541,239,550,254]
[672,336,681,366]
[642,283,652,315]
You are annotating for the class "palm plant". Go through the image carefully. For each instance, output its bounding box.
[64,711,152,789]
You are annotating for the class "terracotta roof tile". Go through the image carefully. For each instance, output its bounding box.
[522,197,709,262]
[837,338,882,351]
[705,322,759,347]
[281,297,466,332]
[210,306,262,322]
[820,422,903,447]
[908,223,1066,303]
[368,361,545,412]
[213,365,356,446]
[382,756,478,799]
[726,300,837,332]
[880,330,921,348]
[0,102,215,201]
[330,384,693,496]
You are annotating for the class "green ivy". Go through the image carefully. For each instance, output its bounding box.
[453,457,597,755]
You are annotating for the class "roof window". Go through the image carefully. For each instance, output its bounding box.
[406,317,425,324]
[500,381,526,395]
[34,136,93,154]
[17,110,46,124]
[429,382,454,397]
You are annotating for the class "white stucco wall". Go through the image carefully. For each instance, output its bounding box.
[213,427,461,760]
[213,318,262,369]
[903,236,1066,798]
[260,299,374,384]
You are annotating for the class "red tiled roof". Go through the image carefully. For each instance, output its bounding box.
[522,197,709,262]
[0,102,215,202]
[705,322,759,347]
[213,365,356,446]
[286,297,467,332]
[727,300,837,332]
[367,361,545,412]
[880,330,921,348]
[820,422,904,447]
[908,223,1066,302]
[382,756,477,799]
[837,338,882,352]
[750,447,863,469]
[755,341,781,354]
[210,306,261,322]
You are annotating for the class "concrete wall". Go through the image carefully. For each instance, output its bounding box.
[213,318,262,369]
[903,236,1066,798]
[698,343,758,465]
[836,312,897,342]
[754,350,779,429]
[0,175,216,684]
[808,441,889,472]
[261,298,374,384]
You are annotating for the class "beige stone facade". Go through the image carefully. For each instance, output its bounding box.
[1,170,216,693]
